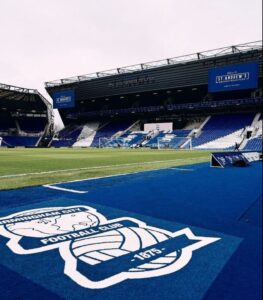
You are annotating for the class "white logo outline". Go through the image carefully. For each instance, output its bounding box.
[0,205,220,289]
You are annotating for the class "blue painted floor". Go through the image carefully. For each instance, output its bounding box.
[0,162,262,300]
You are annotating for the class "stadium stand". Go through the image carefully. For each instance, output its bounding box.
[156,130,192,149]
[73,122,100,147]
[2,136,39,147]
[90,121,134,147]
[108,131,148,148]
[172,129,191,137]
[144,131,167,148]
[51,121,136,148]
[51,124,83,147]
[0,83,52,147]
[0,42,263,150]
[18,116,47,133]
[96,120,145,148]
[3,42,258,150]
[122,132,148,147]
[243,137,263,151]
[44,41,262,150]
[242,114,263,151]
[142,130,190,149]
[167,137,190,149]
[0,113,16,132]
[50,111,262,150]
[192,113,256,149]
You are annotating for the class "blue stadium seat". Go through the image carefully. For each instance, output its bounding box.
[51,124,83,147]
[3,136,39,147]
[192,113,255,148]
[91,121,133,147]
[242,137,263,151]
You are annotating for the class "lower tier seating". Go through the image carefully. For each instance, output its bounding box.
[2,136,39,147]
[242,137,263,151]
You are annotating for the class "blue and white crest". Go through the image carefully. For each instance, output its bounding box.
[0,205,220,289]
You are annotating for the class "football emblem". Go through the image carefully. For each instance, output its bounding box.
[0,205,220,288]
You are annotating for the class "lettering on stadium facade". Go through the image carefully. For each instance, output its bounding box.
[108,76,156,88]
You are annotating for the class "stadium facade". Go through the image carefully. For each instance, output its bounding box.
[0,83,53,147]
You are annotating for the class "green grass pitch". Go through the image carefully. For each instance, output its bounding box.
[0,148,211,190]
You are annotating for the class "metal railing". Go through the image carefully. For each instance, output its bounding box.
[45,40,262,88]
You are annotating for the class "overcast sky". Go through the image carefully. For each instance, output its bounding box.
[0,0,262,98]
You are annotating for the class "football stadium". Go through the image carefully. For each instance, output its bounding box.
[0,2,262,300]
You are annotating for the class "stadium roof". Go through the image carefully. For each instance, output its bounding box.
[0,83,51,112]
[45,40,262,88]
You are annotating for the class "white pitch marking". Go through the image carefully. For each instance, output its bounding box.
[43,184,88,194]
[170,168,195,171]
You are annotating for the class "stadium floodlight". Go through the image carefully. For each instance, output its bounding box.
[157,137,192,150]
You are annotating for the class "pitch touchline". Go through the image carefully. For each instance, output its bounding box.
[0,156,208,179]
[170,167,195,171]
[43,185,88,194]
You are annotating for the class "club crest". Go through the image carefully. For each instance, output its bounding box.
[0,206,220,289]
